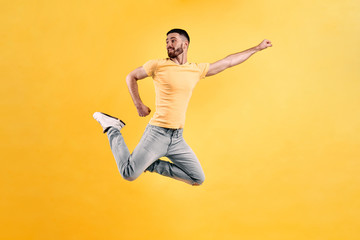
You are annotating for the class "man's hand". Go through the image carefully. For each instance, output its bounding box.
[136,103,151,117]
[257,39,272,51]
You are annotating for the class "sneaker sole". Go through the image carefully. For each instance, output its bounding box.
[99,112,126,126]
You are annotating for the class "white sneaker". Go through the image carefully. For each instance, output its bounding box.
[93,112,125,133]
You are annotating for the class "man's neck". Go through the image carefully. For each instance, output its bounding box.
[170,53,188,65]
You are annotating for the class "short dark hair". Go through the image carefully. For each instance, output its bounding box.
[167,28,190,43]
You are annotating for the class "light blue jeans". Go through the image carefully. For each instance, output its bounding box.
[107,124,205,185]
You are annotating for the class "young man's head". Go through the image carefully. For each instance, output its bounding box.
[166,28,190,58]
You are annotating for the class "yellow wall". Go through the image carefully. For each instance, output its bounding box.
[1,0,360,239]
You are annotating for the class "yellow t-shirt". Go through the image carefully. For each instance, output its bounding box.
[143,58,210,129]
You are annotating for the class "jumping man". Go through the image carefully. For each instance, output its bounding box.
[93,28,272,186]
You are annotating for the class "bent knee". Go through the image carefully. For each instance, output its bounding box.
[192,176,205,186]
[123,176,137,182]
[121,172,140,182]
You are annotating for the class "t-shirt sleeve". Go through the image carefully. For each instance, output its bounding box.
[197,63,210,79]
[143,59,159,77]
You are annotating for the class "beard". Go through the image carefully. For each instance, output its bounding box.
[167,44,184,58]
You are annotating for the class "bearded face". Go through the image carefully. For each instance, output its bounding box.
[167,43,184,58]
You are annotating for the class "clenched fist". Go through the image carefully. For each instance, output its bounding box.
[258,39,272,51]
[136,103,151,117]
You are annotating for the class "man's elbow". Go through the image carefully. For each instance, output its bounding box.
[226,58,235,68]
[126,74,136,85]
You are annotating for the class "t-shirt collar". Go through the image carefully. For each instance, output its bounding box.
[167,58,189,65]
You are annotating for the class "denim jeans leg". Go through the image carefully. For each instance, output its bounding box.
[107,127,131,178]
[165,136,205,185]
[146,159,197,185]
[145,127,205,185]
[107,124,204,185]
[107,125,167,181]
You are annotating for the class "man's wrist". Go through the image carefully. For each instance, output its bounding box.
[254,45,262,52]
[135,102,144,109]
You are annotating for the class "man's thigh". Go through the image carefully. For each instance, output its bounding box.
[130,125,169,173]
[165,137,205,183]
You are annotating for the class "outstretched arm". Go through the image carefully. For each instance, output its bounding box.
[206,39,272,77]
[126,66,151,117]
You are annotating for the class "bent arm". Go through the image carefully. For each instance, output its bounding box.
[126,66,151,117]
[206,39,272,77]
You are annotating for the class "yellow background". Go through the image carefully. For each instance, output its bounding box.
[1,0,360,239]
